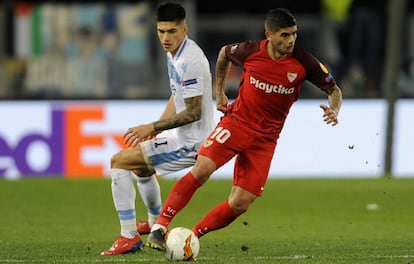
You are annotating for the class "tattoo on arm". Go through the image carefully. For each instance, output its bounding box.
[153,96,202,132]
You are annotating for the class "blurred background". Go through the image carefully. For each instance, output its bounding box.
[0,0,413,179]
[1,0,414,100]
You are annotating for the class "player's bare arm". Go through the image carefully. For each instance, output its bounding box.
[123,96,202,147]
[153,95,202,131]
[143,95,176,141]
[320,85,342,126]
[215,46,232,113]
[159,95,176,120]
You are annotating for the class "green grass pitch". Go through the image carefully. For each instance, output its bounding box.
[1,177,414,263]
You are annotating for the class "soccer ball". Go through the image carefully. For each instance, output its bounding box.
[165,227,200,261]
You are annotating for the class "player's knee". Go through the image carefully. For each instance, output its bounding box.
[192,170,211,184]
[111,151,128,168]
[110,153,120,168]
[228,198,252,214]
[228,191,256,214]
[192,156,216,183]
[132,168,153,177]
[228,201,249,215]
[192,168,211,185]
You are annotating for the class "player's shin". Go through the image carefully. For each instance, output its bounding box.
[111,168,138,238]
[192,200,240,238]
[135,174,162,226]
[156,172,202,227]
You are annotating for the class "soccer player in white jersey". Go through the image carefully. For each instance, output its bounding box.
[101,2,214,256]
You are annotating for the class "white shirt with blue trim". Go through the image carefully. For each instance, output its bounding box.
[166,36,215,147]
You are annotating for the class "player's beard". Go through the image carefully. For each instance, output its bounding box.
[283,44,294,54]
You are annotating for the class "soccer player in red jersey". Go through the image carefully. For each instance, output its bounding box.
[146,8,343,249]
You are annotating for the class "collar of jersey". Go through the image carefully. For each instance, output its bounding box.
[172,36,188,60]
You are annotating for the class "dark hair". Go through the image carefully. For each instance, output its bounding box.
[156,2,186,22]
[265,8,296,32]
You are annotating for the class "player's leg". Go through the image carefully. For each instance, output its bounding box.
[134,173,161,234]
[147,118,242,249]
[192,126,275,238]
[192,186,256,237]
[146,155,216,250]
[190,151,261,238]
[135,131,198,234]
[101,147,149,255]
[133,137,164,234]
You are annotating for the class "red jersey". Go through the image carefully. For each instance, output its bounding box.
[224,39,336,139]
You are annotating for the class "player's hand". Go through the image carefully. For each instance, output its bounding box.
[216,93,229,113]
[143,132,158,141]
[123,123,154,147]
[320,104,339,126]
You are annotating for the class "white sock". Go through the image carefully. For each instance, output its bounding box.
[151,223,167,233]
[111,168,137,238]
[135,173,162,226]
[147,212,159,227]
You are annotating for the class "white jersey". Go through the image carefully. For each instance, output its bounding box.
[166,36,214,147]
[141,37,214,175]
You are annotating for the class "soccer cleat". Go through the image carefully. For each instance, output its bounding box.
[100,235,144,256]
[136,221,151,235]
[145,228,166,251]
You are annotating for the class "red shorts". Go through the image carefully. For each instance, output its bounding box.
[198,115,277,196]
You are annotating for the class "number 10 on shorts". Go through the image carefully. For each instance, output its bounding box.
[209,127,231,144]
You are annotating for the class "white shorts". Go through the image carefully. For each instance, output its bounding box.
[140,129,198,176]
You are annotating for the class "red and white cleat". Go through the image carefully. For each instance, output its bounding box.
[136,221,151,235]
[100,235,144,256]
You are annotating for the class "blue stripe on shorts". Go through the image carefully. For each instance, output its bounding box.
[150,147,192,166]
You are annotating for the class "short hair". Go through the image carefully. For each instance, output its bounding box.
[156,2,186,23]
[265,8,296,32]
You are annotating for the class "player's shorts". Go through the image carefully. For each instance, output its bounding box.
[198,115,277,196]
[140,129,198,176]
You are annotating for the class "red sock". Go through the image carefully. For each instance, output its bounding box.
[192,201,240,238]
[156,172,201,227]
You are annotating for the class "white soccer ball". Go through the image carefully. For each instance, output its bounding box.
[165,227,200,261]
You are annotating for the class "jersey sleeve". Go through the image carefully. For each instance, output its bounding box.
[293,47,336,93]
[224,40,261,68]
[181,59,207,98]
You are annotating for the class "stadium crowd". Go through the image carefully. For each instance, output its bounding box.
[0,0,413,99]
